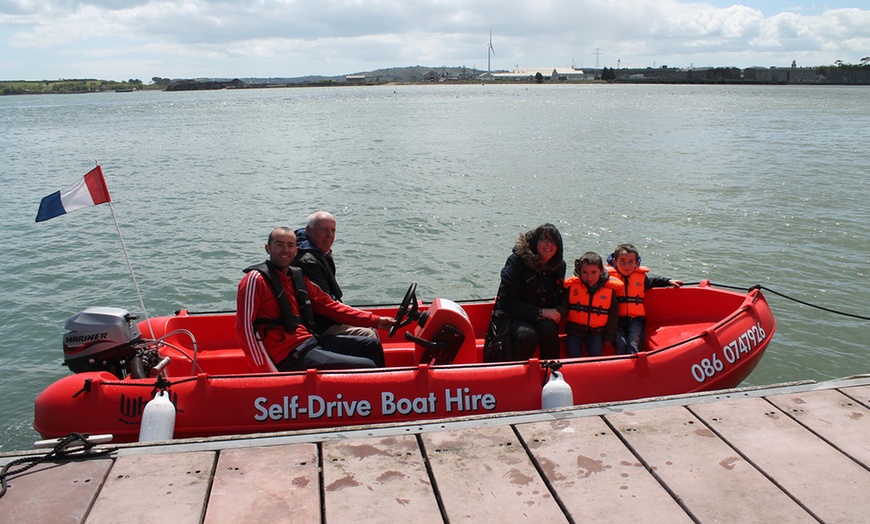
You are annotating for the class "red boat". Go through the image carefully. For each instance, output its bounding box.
[34,281,775,443]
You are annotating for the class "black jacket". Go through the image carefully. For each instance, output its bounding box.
[291,228,342,334]
[493,233,566,323]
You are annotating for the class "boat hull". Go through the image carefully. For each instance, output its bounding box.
[34,283,775,443]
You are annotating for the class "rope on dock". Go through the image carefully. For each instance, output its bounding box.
[0,433,117,499]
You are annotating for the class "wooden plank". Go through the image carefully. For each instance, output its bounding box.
[322,435,441,523]
[607,405,814,523]
[0,456,112,524]
[839,384,870,408]
[767,388,870,468]
[420,425,565,521]
[86,451,215,524]
[691,396,870,523]
[515,417,693,523]
[203,444,319,524]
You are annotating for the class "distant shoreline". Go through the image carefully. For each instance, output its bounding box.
[4,64,870,95]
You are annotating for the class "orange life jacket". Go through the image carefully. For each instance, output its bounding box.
[606,266,650,318]
[564,276,623,328]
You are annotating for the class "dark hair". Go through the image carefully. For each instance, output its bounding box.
[574,252,604,276]
[526,223,563,263]
[267,227,294,245]
[609,243,641,265]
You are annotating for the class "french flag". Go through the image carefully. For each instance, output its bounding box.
[36,166,112,222]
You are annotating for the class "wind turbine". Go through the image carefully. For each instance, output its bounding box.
[487,31,495,74]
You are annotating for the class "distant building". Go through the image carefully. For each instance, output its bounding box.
[552,68,587,80]
[743,67,821,84]
[488,67,590,81]
[491,70,537,81]
[346,74,366,84]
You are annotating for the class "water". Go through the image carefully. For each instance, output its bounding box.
[1,84,868,451]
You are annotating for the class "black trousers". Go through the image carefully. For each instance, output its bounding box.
[510,318,561,360]
[277,334,385,371]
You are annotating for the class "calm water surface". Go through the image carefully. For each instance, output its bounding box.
[1,84,868,451]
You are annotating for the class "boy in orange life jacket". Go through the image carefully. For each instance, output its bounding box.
[606,244,683,355]
[562,252,623,357]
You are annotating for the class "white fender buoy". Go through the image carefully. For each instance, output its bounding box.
[138,390,176,442]
[542,371,574,409]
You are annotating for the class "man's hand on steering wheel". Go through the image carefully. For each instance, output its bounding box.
[377,317,397,331]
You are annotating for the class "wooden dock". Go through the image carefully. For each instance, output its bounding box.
[3,375,870,523]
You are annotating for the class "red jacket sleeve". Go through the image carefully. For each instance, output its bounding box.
[235,272,277,371]
[306,278,381,328]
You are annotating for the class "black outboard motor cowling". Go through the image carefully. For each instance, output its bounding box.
[63,307,142,375]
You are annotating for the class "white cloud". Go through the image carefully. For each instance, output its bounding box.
[1,1,868,80]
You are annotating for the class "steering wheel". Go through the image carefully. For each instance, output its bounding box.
[389,282,419,337]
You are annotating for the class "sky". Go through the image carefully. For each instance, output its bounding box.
[1,1,868,82]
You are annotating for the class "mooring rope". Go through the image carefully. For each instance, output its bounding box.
[0,433,117,499]
[678,282,870,321]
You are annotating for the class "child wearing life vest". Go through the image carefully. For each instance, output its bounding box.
[562,252,623,357]
[606,244,683,355]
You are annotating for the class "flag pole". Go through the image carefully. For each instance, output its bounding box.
[106,201,155,339]
[95,161,155,339]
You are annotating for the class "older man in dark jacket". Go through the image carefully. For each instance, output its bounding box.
[293,211,378,339]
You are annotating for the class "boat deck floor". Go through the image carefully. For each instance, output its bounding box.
[3,375,870,523]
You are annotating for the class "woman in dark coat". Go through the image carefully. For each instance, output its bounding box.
[489,223,567,361]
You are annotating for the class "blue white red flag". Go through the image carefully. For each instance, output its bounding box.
[36,166,112,222]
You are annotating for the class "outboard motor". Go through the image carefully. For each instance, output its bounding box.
[63,307,142,377]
